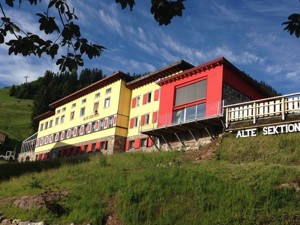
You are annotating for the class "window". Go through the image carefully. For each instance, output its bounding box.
[82,98,86,104]
[172,103,206,124]
[100,141,108,150]
[145,114,150,125]
[175,80,207,106]
[60,115,65,124]
[49,120,53,128]
[105,87,111,94]
[70,111,75,120]
[93,102,99,113]
[136,96,140,107]
[45,122,48,129]
[129,140,135,149]
[132,96,141,108]
[80,107,85,117]
[72,103,76,108]
[104,97,110,108]
[55,117,59,125]
[109,116,114,128]
[141,138,147,147]
[99,119,104,130]
[56,109,60,114]
[40,123,43,131]
[62,107,66,112]
[92,143,96,151]
[130,117,138,128]
[141,113,150,126]
[143,92,152,104]
[95,92,100,98]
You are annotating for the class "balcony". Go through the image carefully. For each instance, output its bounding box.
[140,101,224,137]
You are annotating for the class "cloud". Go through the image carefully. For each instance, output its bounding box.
[211,45,264,65]
[97,4,123,36]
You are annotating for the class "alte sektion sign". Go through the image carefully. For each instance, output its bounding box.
[236,122,300,138]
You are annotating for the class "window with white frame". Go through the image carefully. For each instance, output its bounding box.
[136,96,140,107]
[104,97,110,108]
[55,117,59,125]
[105,87,111,94]
[95,92,100,98]
[82,98,86,104]
[60,115,65,124]
[93,102,99,113]
[80,107,85,117]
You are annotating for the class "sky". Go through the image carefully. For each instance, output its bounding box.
[0,0,299,94]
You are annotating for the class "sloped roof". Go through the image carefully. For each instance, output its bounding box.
[126,60,194,89]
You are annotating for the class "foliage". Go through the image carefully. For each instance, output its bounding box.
[283,13,300,38]
[0,0,186,72]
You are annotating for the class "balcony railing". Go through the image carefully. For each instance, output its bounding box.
[224,92,300,127]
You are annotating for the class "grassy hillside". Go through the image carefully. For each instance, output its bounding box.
[0,87,33,152]
[0,132,299,225]
[0,87,299,224]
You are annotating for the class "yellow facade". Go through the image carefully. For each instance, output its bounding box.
[127,82,160,137]
[35,76,131,154]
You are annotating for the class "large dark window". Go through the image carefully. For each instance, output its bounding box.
[175,80,207,106]
[172,103,206,124]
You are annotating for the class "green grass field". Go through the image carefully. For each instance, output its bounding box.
[0,87,33,151]
[0,133,299,225]
[0,87,299,225]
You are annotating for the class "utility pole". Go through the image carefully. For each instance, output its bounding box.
[24,75,29,83]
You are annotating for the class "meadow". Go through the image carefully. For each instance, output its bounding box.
[0,132,299,225]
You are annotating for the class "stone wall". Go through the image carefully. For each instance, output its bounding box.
[223,83,251,105]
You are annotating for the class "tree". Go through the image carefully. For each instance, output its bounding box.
[0,0,185,72]
[283,13,300,38]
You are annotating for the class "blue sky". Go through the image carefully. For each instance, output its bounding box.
[0,0,299,94]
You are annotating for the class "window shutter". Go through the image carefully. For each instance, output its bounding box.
[80,145,85,154]
[113,114,117,126]
[134,138,141,149]
[143,94,147,105]
[147,137,153,147]
[67,148,71,156]
[130,118,134,128]
[131,97,136,108]
[152,111,158,123]
[141,115,145,126]
[96,142,101,151]
[154,89,160,101]
[73,147,77,155]
[104,117,109,128]
[87,143,92,153]
[126,140,130,151]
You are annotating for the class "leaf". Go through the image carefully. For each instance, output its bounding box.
[5,0,14,7]
[48,0,56,9]
[0,33,4,44]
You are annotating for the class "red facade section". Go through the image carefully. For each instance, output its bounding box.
[223,66,265,99]
[158,65,223,126]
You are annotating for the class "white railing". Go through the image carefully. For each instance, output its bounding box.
[224,92,300,127]
[20,132,38,153]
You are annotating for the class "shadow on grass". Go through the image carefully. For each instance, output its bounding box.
[0,156,90,182]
